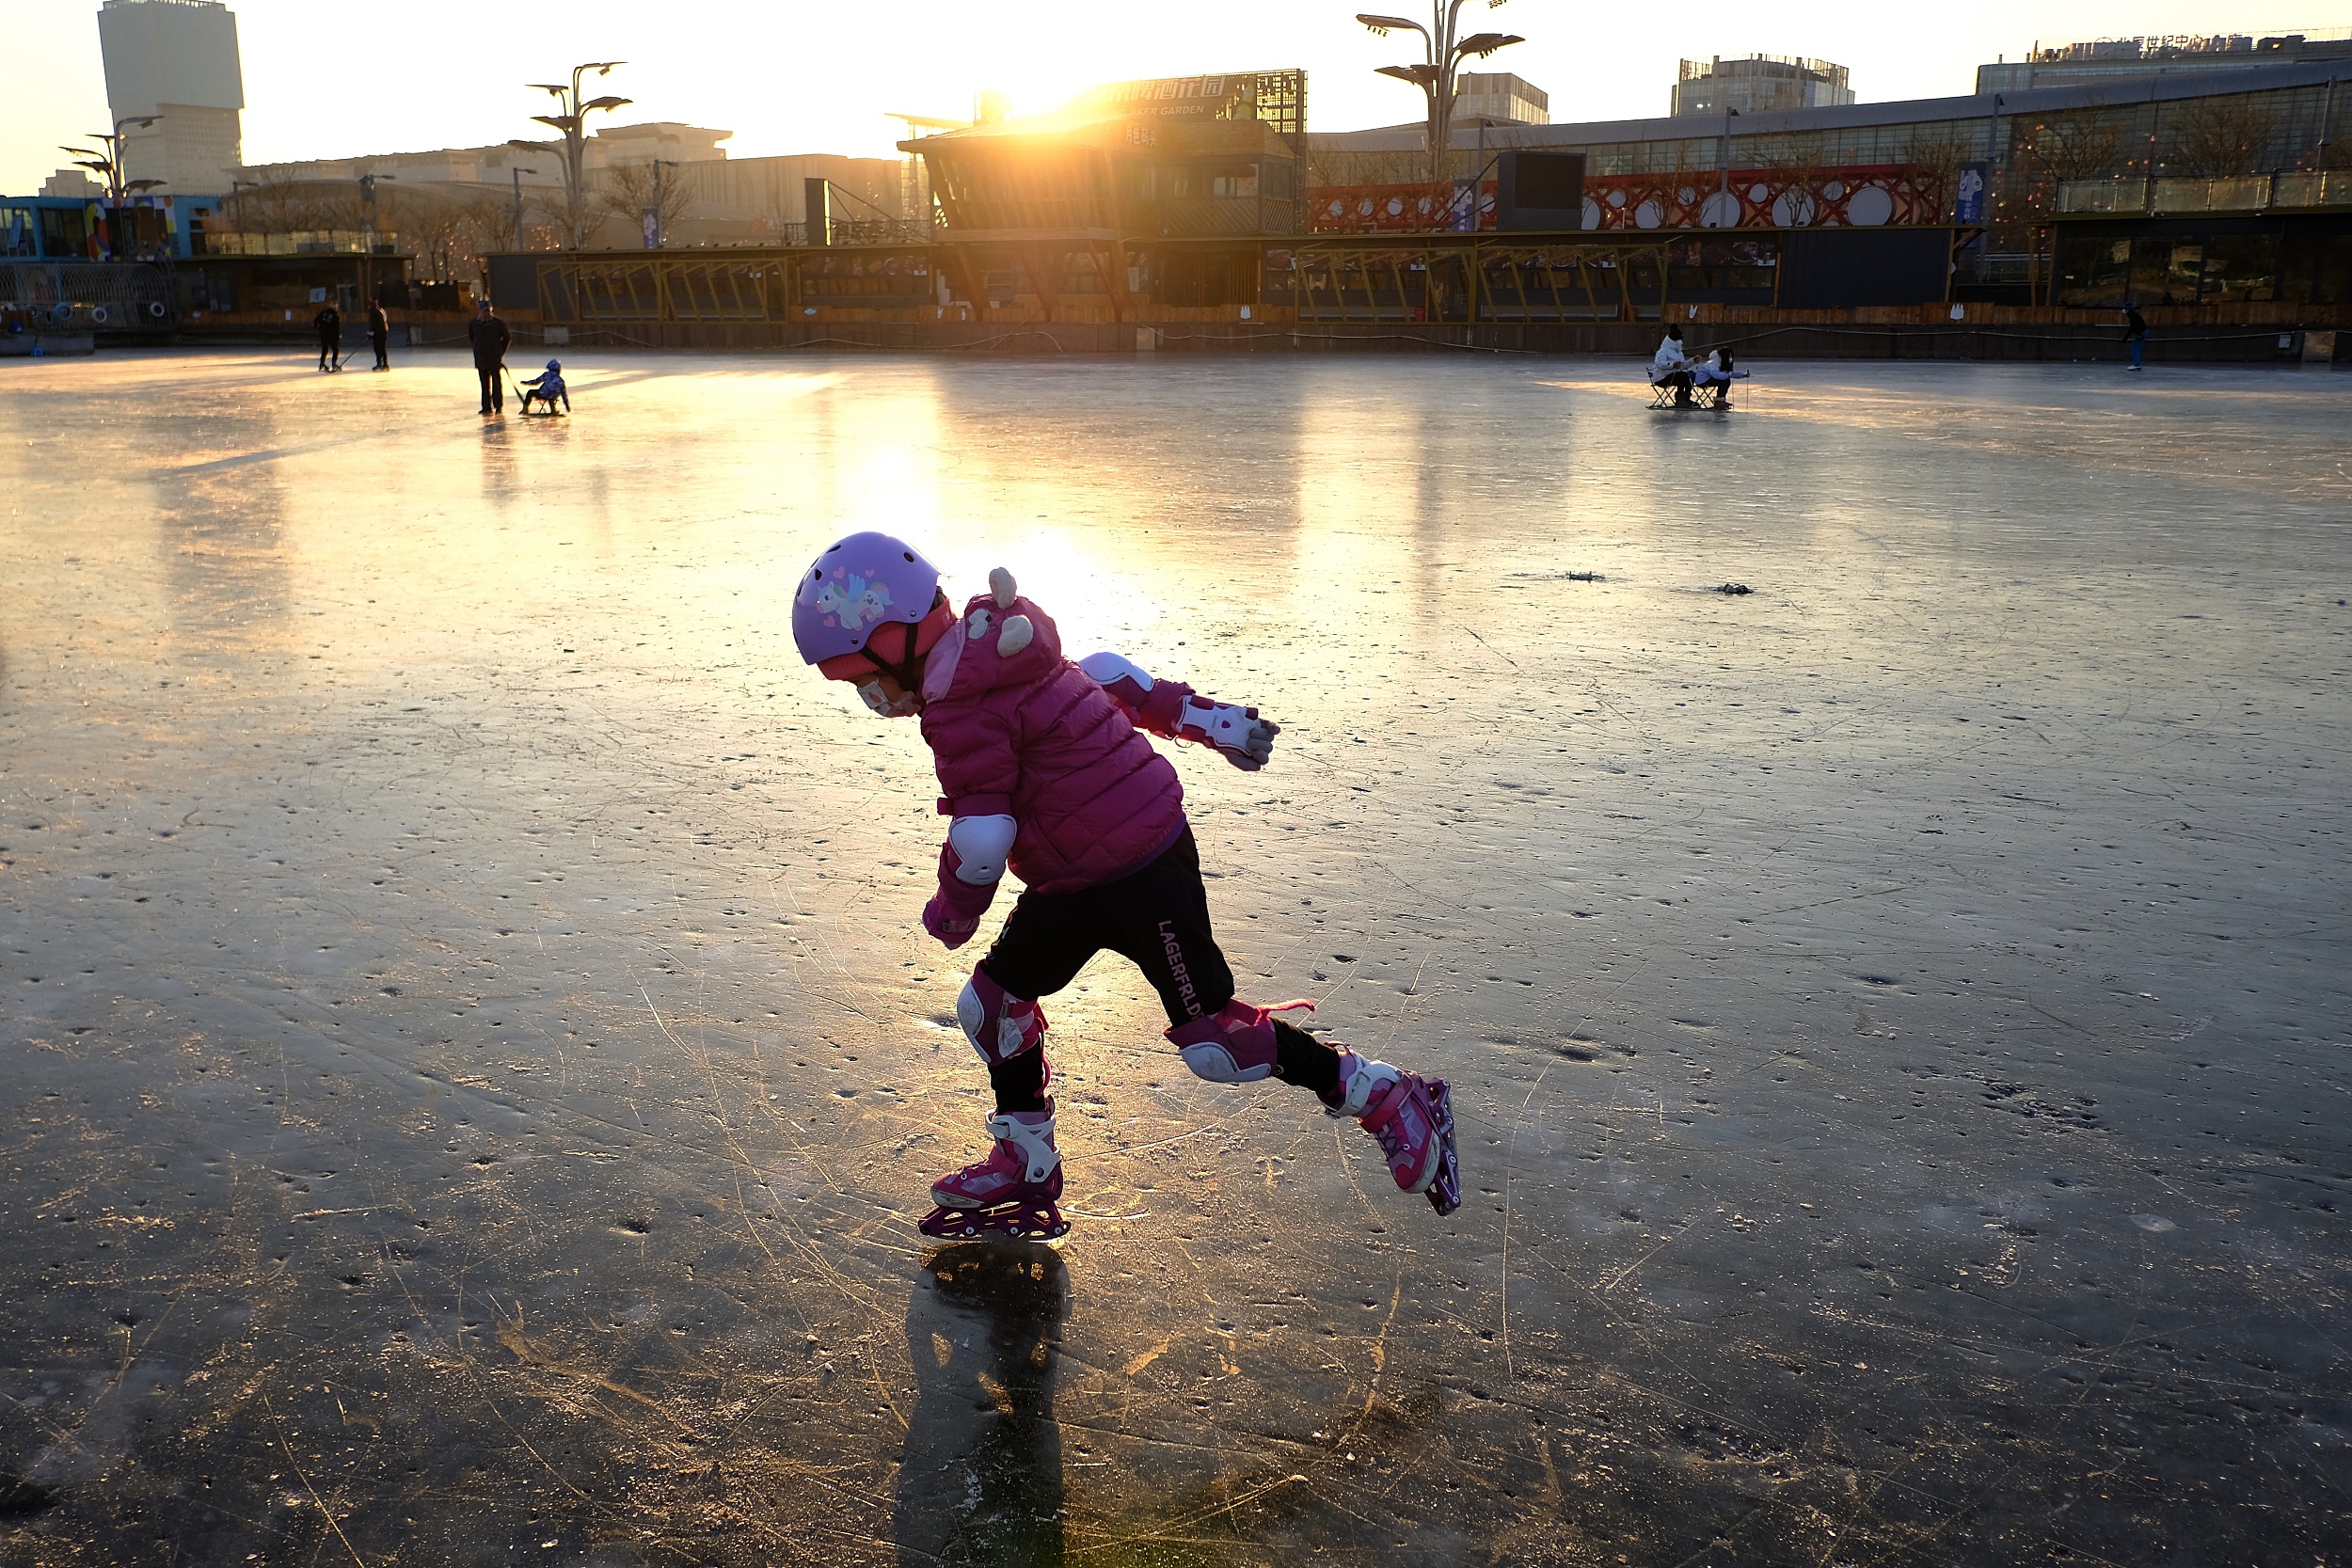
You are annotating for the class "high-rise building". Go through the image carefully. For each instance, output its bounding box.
[1454,72,1550,126]
[1671,55,1854,117]
[97,0,246,194]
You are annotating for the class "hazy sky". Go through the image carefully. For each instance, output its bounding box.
[8,0,2350,192]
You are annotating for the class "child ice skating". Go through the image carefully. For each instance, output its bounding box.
[519,359,570,415]
[791,532,1462,1242]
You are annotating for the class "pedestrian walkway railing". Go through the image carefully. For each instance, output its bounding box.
[2057,171,2352,214]
[199,230,402,257]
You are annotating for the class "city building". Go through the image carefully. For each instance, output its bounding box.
[230,127,909,251]
[2,191,222,261]
[1977,28,2352,94]
[231,123,734,191]
[1314,55,2351,308]
[1454,72,1549,127]
[907,71,1305,238]
[1328,56,2340,189]
[97,0,246,194]
[1672,56,1854,118]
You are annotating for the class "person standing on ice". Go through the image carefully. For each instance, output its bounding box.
[313,301,342,372]
[468,300,511,415]
[790,533,1461,1241]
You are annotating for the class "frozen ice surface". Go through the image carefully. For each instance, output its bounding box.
[2,348,2347,1564]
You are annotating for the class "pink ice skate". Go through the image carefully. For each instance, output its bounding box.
[1323,1054,1462,1217]
[919,1101,1071,1242]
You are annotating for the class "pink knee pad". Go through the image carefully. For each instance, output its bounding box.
[1165,999,1280,1085]
[958,969,1047,1064]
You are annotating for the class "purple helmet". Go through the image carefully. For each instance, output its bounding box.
[791,531,942,666]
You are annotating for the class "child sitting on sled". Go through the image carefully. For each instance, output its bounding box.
[519,358,569,415]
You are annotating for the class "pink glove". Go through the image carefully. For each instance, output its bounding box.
[922,843,997,949]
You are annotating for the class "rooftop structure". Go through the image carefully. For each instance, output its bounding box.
[1672,55,1853,118]
[97,0,246,194]
[1454,72,1549,127]
[1978,27,2352,93]
[232,123,734,189]
[904,71,1308,238]
[1323,55,2343,186]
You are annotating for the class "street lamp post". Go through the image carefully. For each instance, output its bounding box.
[358,172,395,310]
[1358,3,1523,184]
[61,114,165,259]
[508,61,632,249]
[511,166,538,253]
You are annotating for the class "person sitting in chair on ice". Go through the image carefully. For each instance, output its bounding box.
[518,358,570,415]
[1651,325,1697,407]
[1692,345,1749,408]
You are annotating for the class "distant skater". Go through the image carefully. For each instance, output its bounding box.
[468,300,510,415]
[314,302,342,372]
[2124,304,2148,372]
[368,299,390,371]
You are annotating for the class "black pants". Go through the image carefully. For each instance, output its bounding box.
[319,335,340,369]
[476,363,502,411]
[977,828,1336,1110]
[979,828,1233,1029]
[372,330,389,369]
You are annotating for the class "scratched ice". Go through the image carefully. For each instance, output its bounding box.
[2,349,2348,1564]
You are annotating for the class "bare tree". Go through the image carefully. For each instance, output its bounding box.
[2165,97,2279,177]
[2003,108,2126,299]
[2008,107,2124,241]
[1304,146,1427,188]
[383,187,514,284]
[599,161,695,243]
[216,175,294,234]
[216,176,363,236]
[2019,111,2123,183]
[1897,126,1975,218]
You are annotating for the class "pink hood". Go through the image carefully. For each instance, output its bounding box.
[918,593,1186,895]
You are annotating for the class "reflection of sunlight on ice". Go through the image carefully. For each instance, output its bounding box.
[931,525,1167,654]
[814,374,940,543]
[1294,405,1417,618]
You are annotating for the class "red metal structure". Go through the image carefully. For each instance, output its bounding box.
[1309,165,1951,235]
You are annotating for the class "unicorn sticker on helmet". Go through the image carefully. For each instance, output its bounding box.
[816,573,893,632]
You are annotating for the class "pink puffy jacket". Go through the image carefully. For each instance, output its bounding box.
[918,592,1186,895]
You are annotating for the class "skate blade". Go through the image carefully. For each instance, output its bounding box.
[1424,1080,1462,1218]
[917,1201,1071,1243]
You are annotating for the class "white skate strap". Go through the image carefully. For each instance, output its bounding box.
[1326,1054,1403,1119]
[985,1110,1059,1182]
